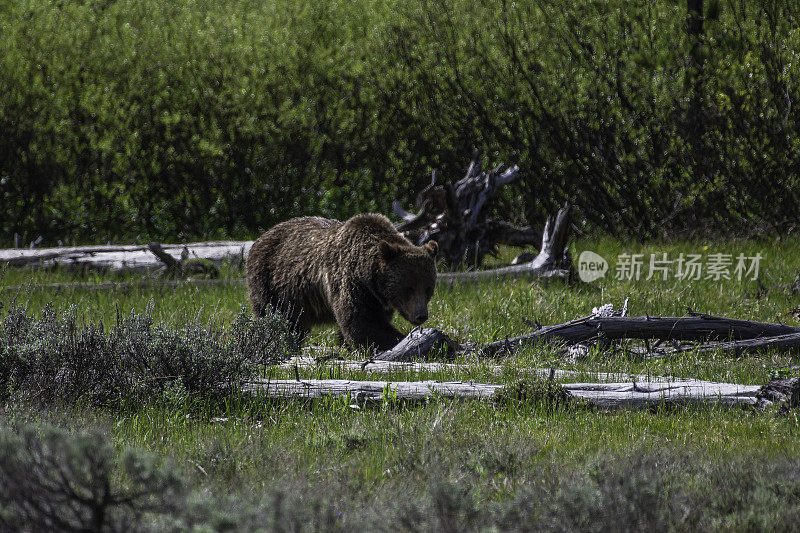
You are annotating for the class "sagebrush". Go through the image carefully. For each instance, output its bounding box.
[0,303,298,407]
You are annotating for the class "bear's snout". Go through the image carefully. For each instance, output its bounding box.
[412,310,428,325]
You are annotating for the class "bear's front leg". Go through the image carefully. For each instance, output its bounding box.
[334,304,405,352]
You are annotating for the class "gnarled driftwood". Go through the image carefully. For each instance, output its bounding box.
[438,203,572,282]
[394,150,543,268]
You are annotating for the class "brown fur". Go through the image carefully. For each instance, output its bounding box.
[246,214,438,351]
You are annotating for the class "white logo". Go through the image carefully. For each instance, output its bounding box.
[578,251,608,282]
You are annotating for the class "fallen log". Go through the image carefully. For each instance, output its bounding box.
[481,314,800,356]
[295,312,800,363]
[243,378,501,401]
[561,380,760,409]
[1,278,246,292]
[656,332,800,359]
[373,327,460,362]
[757,377,800,407]
[146,242,181,272]
[285,356,471,374]
[0,241,252,272]
[147,242,220,278]
[242,377,762,409]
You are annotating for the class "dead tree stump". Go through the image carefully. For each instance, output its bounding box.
[393,150,541,268]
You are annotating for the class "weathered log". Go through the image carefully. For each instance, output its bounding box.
[287,312,800,363]
[373,327,460,362]
[373,314,800,361]
[757,377,800,407]
[482,314,800,356]
[438,266,569,283]
[284,356,472,374]
[147,242,181,272]
[242,377,762,409]
[1,278,246,292]
[656,332,800,358]
[148,242,220,278]
[242,378,501,401]
[0,241,252,272]
[561,380,760,409]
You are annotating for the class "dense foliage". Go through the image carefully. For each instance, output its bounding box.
[1,0,798,244]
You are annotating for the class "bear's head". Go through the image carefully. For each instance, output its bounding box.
[377,240,438,326]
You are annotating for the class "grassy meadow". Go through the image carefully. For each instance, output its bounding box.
[3,0,800,528]
[2,238,800,530]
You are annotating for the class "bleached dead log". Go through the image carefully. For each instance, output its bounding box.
[242,379,501,401]
[286,355,473,374]
[482,314,800,356]
[562,381,761,408]
[1,278,245,292]
[0,241,252,272]
[242,377,762,408]
[438,266,569,283]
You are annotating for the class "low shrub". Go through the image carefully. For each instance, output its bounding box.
[0,423,182,532]
[2,420,799,531]
[0,303,299,407]
[0,422,342,532]
[380,449,800,532]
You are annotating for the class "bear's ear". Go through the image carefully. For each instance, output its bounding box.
[423,241,439,258]
[379,241,401,262]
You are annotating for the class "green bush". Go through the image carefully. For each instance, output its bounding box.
[0,303,299,407]
[2,421,800,531]
[0,424,183,532]
[379,0,800,236]
[0,422,343,532]
[381,449,800,532]
[1,0,798,244]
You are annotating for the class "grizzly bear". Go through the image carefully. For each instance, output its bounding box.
[246,214,438,351]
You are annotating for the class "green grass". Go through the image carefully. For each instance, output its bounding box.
[2,238,800,529]
[7,237,795,384]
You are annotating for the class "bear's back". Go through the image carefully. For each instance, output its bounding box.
[336,213,408,247]
[328,214,408,270]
